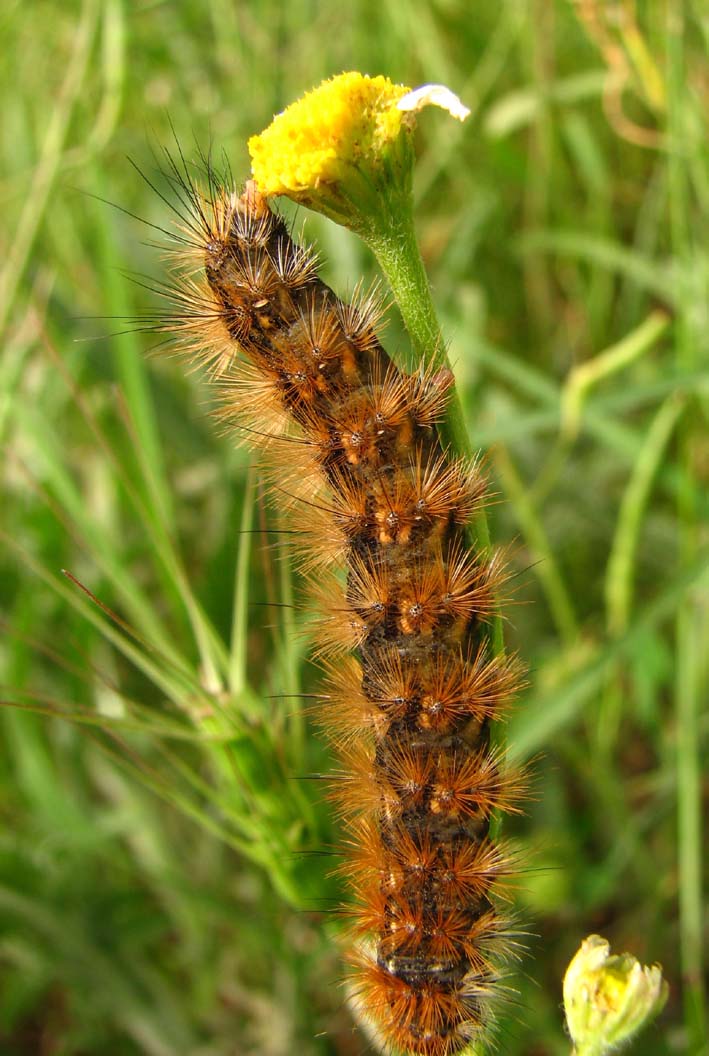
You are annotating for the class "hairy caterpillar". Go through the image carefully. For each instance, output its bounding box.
[155,156,525,1055]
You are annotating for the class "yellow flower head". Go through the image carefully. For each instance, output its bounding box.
[563,935,668,1055]
[247,72,469,239]
[249,72,411,197]
[246,71,469,368]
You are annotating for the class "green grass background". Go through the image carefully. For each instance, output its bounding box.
[1,1,707,1053]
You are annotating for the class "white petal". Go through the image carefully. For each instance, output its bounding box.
[397,84,470,122]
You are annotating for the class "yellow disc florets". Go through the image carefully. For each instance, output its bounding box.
[248,72,411,197]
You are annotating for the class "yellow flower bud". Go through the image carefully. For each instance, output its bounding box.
[563,935,668,1055]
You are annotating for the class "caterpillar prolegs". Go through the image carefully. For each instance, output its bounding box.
[160,170,525,1055]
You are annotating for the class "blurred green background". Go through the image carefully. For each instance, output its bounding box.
[1,1,707,1053]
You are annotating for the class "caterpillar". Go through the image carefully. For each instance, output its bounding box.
[155,157,525,1055]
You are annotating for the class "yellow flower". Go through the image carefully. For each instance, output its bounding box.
[246,71,470,374]
[249,72,411,197]
[563,935,668,1055]
[247,72,469,241]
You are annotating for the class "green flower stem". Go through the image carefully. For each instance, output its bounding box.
[359,188,506,797]
[364,208,442,359]
[363,200,490,540]
[363,204,476,481]
[361,201,497,583]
